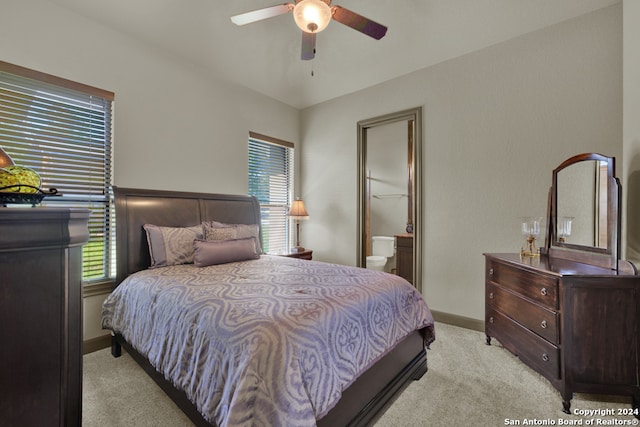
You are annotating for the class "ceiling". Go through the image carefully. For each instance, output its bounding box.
[46,0,620,109]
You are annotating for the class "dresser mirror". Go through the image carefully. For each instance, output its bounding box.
[548,153,622,270]
[555,154,610,250]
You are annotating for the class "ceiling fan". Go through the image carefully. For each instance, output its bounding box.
[230,0,388,60]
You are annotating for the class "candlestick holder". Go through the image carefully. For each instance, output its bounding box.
[520,217,542,257]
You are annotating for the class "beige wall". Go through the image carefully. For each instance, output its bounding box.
[0,0,300,341]
[623,0,640,265]
[300,5,622,321]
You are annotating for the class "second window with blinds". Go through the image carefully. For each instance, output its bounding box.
[247,132,294,254]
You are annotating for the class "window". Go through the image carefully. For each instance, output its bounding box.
[0,61,114,283]
[248,132,294,254]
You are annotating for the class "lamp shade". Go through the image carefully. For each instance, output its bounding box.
[288,199,309,219]
[293,0,332,33]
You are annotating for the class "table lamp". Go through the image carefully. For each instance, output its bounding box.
[288,198,309,253]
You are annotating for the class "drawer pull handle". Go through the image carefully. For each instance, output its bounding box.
[542,353,550,362]
[489,316,494,324]
[540,287,548,296]
[541,320,548,329]
[489,292,494,299]
[489,268,494,276]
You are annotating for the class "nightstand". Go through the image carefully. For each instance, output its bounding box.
[279,249,313,260]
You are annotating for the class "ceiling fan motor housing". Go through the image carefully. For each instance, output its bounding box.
[293,0,332,33]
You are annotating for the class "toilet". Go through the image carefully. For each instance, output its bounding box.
[366,236,395,271]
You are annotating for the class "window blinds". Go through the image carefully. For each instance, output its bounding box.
[248,133,294,254]
[0,62,114,281]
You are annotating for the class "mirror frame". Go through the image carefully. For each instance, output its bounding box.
[357,107,423,293]
[548,152,620,270]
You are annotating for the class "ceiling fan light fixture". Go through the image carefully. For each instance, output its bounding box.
[293,0,332,33]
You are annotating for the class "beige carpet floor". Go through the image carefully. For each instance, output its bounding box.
[83,322,637,426]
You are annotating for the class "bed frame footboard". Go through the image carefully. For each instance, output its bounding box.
[110,330,427,427]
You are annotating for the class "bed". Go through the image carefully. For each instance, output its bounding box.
[102,186,435,427]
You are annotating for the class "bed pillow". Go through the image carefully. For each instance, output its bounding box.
[143,224,203,268]
[193,238,260,267]
[202,221,262,254]
[206,227,237,241]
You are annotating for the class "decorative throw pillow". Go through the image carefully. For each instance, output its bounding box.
[193,238,259,267]
[208,227,237,241]
[143,224,203,268]
[202,221,262,254]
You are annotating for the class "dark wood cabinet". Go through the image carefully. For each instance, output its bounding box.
[0,208,90,427]
[395,234,413,285]
[485,253,640,413]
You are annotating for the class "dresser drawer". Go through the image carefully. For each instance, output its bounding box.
[486,283,559,344]
[487,259,558,309]
[486,308,560,382]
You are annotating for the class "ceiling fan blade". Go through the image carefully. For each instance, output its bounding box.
[301,31,316,60]
[230,4,293,26]
[331,6,387,40]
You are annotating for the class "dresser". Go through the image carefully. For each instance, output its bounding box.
[485,253,640,413]
[484,153,640,415]
[395,233,413,285]
[0,208,90,426]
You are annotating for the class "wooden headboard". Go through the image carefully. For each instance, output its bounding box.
[113,186,261,286]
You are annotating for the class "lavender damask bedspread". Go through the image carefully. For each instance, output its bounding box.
[102,255,435,427]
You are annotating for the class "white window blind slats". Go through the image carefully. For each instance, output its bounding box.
[1,97,109,129]
[2,127,110,145]
[0,64,113,282]
[248,137,294,254]
[260,205,289,250]
[1,104,109,140]
[0,73,110,108]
